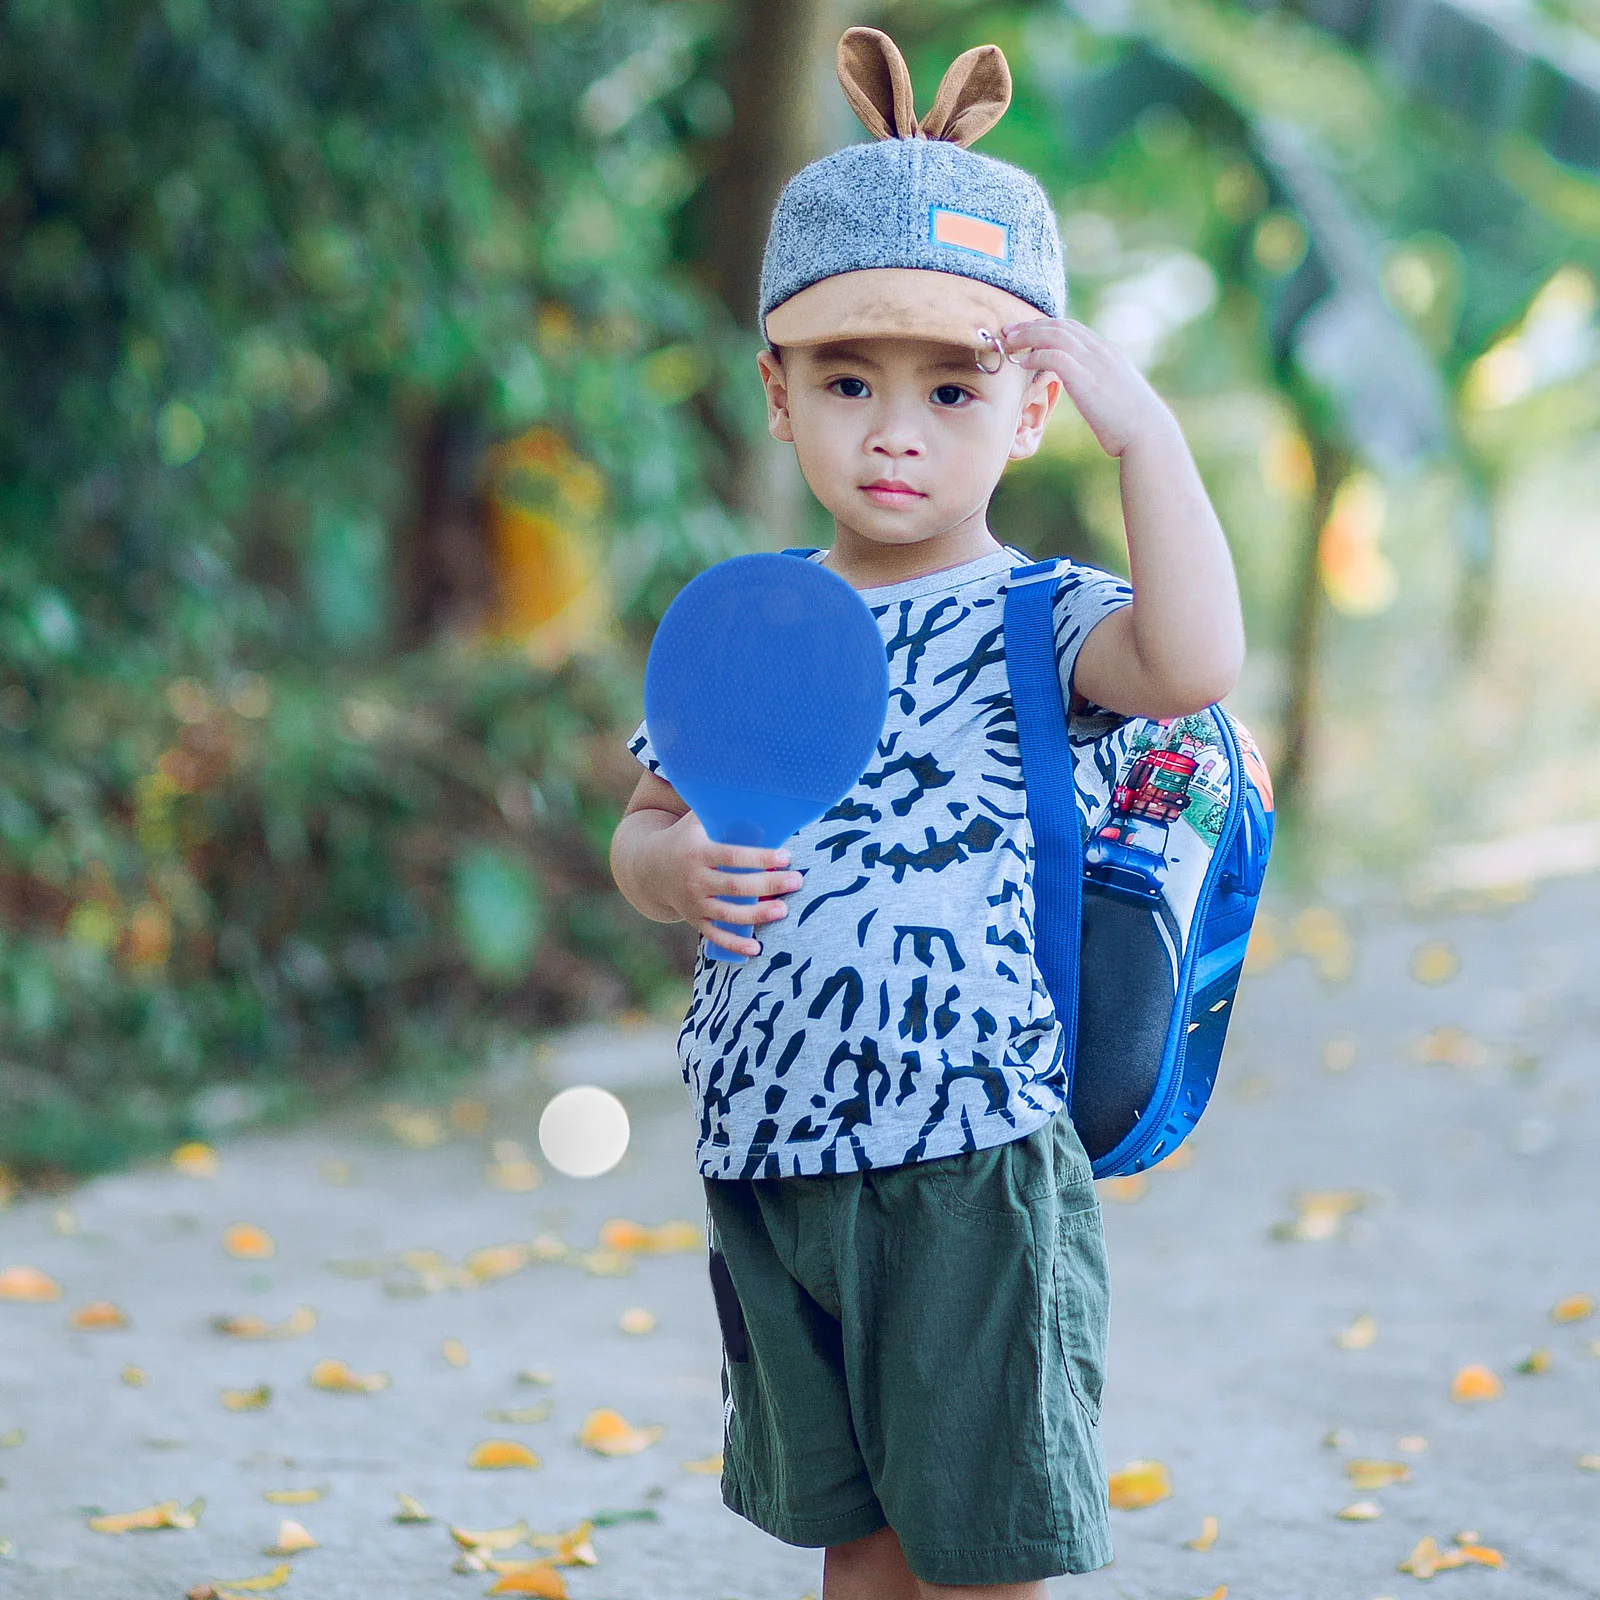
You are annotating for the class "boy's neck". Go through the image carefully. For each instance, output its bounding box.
[819,511,1003,591]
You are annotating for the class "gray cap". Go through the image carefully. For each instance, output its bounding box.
[759,29,1065,350]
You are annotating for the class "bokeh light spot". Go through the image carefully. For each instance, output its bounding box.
[538,1086,629,1178]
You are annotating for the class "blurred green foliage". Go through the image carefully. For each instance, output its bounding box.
[0,0,743,1174]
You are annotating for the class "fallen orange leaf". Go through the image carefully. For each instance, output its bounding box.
[1552,1292,1595,1324]
[449,1519,530,1551]
[1185,1514,1219,1550]
[597,1218,700,1254]
[263,1488,320,1505]
[486,1141,541,1191]
[1275,1190,1365,1242]
[1449,1364,1503,1402]
[618,1307,656,1335]
[1190,1589,1226,1600]
[577,1407,663,1457]
[0,1265,63,1302]
[1410,940,1459,984]
[1345,1459,1410,1491]
[467,1438,542,1470]
[1577,1454,1600,1473]
[527,1519,597,1566]
[306,1358,388,1394]
[1396,1435,1429,1454]
[1337,1501,1382,1520]
[681,1452,723,1475]
[1099,1174,1149,1204]
[465,1244,530,1283]
[1399,1534,1505,1577]
[1333,1313,1378,1350]
[212,1306,316,1340]
[170,1142,219,1178]
[220,1385,271,1412]
[203,1562,290,1592]
[222,1223,275,1261]
[121,1364,147,1386]
[487,1563,567,1597]
[394,1492,431,1522]
[442,1337,469,1368]
[88,1497,203,1533]
[264,1519,317,1554]
[1107,1458,1171,1510]
[68,1300,129,1330]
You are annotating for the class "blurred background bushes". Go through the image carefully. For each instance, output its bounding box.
[4,0,1600,1174]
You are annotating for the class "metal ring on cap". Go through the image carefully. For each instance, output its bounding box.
[974,328,1005,375]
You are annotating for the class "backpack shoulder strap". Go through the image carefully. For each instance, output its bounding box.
[1003,559,1083,1057]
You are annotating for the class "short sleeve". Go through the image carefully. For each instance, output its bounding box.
[627,720,662,776]
[1051,561,1133,729]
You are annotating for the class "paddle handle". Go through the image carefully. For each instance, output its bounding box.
[707,866,759,965]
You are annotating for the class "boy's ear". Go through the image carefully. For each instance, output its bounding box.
[1009,370,1061,462]
[756,348,795,444]
[919,44,1011,147]
[837,26,918,140]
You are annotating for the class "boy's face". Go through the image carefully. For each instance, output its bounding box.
[756,335,1060,551]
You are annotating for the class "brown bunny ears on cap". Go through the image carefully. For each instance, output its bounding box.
[837,26,1012,149]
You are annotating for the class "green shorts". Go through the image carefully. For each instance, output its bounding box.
[702,1110,1113,1587]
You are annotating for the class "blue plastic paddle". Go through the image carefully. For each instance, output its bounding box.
[644,552,889,964]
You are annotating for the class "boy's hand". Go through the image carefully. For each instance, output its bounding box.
[1001,318,1175,459]
[633,808,803,959]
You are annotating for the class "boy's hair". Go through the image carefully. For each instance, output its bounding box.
[759,28,1066,355]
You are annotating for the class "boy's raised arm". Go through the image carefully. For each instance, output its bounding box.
[1003,317,1245,720]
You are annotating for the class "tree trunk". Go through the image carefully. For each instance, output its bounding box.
[1276,428,1351,817]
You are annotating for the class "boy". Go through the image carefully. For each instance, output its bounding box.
[610,27,1243,1600]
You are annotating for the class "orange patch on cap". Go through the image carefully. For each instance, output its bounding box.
[930,208,1009,262]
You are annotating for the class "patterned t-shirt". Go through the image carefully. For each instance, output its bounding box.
[629,546,1132,1180]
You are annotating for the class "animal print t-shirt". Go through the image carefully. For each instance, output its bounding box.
[629,546,1132,1180]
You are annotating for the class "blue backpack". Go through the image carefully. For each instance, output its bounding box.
[1004,557,1275,1176]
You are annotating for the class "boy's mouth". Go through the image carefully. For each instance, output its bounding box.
[861,479,926,507]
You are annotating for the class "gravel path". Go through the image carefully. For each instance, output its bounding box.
[1,875,1597,1599]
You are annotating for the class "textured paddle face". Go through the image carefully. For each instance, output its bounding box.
[644,553,889,849]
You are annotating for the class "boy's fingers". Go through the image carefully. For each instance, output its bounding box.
[706,844,791,872]
[694,919,763,958]
[704,868,802,900]
[701,894,790,926]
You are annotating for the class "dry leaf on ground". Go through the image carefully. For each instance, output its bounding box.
[221,1223,275,1261]
[1185,1514,1219,1550]
[1190,1588,1227,1600]
[487,1564,567,1597]
[597,1218,700,1254]
[1098,1175,1149,1204]
[486,1141,542,1191]
[307,1358,388,1394]
[618,1307,656,1335]
[1399,1534,1504,1577]
[89,1498,203,1533]
[212,1306,316,1340]
[681,1452,723,1475]
[485,1404,551,1425]
[1345,1459,1410,1491]
[220,1385,271,1412]
[1334,1313,1378,1349]
[170,1142,219,1178]
[264,1519,317,1554]
[1411,1027,1489,1069]
[465,1244,530,1283]
[1274,1190,1366,1242]
[393,1492,431,1522]
[1577,1453,1600,1473]
[468,1439,541,1470]
[449,1519,530,1552]
[121,1364,147,1386]
[1338,1501,1382,1520]
[68,1301,129,1330]
[1517,1347,1553,1374]
[1410,940,1460,984]
[1551,1292,1595,1323]
[517,1367,555,1386]
[1396,1435,1429,1454]
[263,1488,320,1505]
[1291,906,1352,981]
[1107,1459,1171,1510]
[1322,1037,1358,1071]
[381,1105,446,1148]
[449,1097,488,1134]
[0,1428,23,1447]
[1449,1364,1503,1402]
[0,1265,62,1302]
[527,1520,597,1566]
[194,1562,290,1594]
[443,1337,469,1367]
[577,1408,663,1457]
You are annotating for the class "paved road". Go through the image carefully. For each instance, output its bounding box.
[1,875,1598,1599]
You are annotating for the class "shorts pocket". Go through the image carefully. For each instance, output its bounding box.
[929,1115,1081,1225]
[1053,1201,1109,1424]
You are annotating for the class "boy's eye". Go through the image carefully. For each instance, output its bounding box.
[829,376,870,399]
[931,383,973,407]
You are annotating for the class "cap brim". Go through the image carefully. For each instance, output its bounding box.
[764,268,1046,350]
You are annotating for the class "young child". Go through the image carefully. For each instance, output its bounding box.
[610,27,1243,1600]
